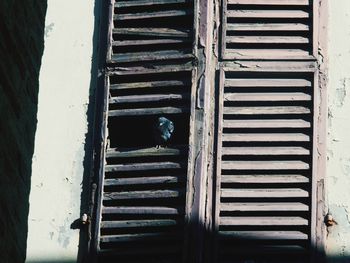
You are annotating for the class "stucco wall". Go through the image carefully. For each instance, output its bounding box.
[26,0,96,262]
[326,0,350,261]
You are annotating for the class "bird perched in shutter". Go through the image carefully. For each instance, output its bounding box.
[153,117,174,148]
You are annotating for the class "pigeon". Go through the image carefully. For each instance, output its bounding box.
[153,117,174,148]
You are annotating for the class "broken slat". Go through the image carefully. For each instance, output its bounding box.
[225,49,311,59]
[106,146,187,158]
[224,92,311,101]
[104,190,184,200]
[222,133,310,142]
[109,93,189,104]
[102,206,181,215]
[222,61,317,72]
[105,162,184,172]
[220,217,308,226]
[219,231,308,240]
[222,147,310,156]
[110,80,190,90]
[221,160,310,170]
[225,78,311,87]
[112,50,193,63]
[221,202,309,212]
[221,188,309,198]
[114,10,193,20]
[113,28,191,38]
[226,36,309,44]
[227,10,309,18]
[221,174,310,184]
[227,0,309,6]
[101,219,177,229]
[223,106,311,115]
[100,232,179,243]
[109,63,193,75]
[115,0,188,8]
[227,23,309,32]
[223,119,310,128]
[104,176,183,186]
[108,106,189,117]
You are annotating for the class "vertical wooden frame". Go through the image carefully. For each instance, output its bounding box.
[220,0,227,60]
[106,0,115,63]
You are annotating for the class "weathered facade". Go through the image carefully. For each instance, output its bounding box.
[1,0,350,263]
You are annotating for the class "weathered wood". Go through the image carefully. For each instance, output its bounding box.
[220,216,308,226]
[221,202,309,212]
[114,10,192,20]
[219,245,307,255]
[221,161,310,170]
[223,119,311,128]
[222,147,310,156]
[113,28,190,38]
[110,80,190,90]
[109,63,193,75]
[225,49,311,59]
[115,0,188,8]
[99,246,180,256]
[228,0,309,6]
[223,106,311,115]
[113,39,191,47]
[100,232,179,243]
[225,78,311,87]
[222,133,310,142]
[102,206,182,215]
[222,61,317,72]
[112,50,193,63]
[108,106,189,117]
[104,176,183,186]
[105,162,184,172]
[109,93,189,104]
[219,231,308,240]
[227,23,309,32]
[227,10,309,18]
[106,146,187,158]
[226,36,309,44]
[224,92,311,102]
[104,189,184,200]
[221,188,309,198]
[101,219,177,228]
[221,174,310,184]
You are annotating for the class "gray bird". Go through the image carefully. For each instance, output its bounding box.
[153,117,174,148]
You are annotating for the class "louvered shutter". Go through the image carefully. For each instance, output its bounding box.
[93,0,195,262]
[214,0,318,262]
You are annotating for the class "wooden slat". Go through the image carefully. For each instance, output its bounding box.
[109,63,193,75]
[225,78,311,87]
[220,217,308,226]
[108,106,189,117]
[222,133,310,142]
[113,39,191,47]
[227,23,309,32]
[223,106,311,115]
[223,119,311,128]
[102,206,181,215]
[114,10,192,20]
[101,219,177,228]
[221,202,309,212]
[99,246,180,256]
[105,162,184,172]
[109,93,189,104]
[100,232,179,243]
[112,50,193,63]
[104,190,183,200]
[104,176,182,186]
[221,161,310,170]
[221,188,309,198]
[219,246,307,256]
[225,49,311,59]
[226,36,309,44]
[222,147,310,155]
[221,174,310,184]
[113,28,191,38]
[227,0,309,5]
[219,231,308,240]
[110,80,190,90]
[106,146,187,158]
[222,61,317,72]
[227,10,309,18]
[115,0,188,8]
[224,92,311,101]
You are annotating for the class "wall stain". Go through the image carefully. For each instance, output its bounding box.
[45,23,55,37]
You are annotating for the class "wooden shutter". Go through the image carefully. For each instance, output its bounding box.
[93,0,195,262]
[214,0,319,262]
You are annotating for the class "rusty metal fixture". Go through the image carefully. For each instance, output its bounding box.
[325,213,337,227]
[81,213,91,225]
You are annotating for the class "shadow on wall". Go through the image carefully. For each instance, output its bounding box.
[0,1,47,263]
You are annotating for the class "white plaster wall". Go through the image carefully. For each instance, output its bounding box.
[26,0,95,262]
[327,0,350,260]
